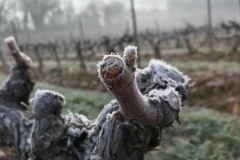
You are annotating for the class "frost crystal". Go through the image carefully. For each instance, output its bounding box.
[4,36,15,43]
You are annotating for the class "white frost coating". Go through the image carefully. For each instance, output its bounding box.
[4,36,15,43]
[123,45,138,64]
[27,138,31,145]
[77,114,91,124]
[124,45,137,55]
[97,54,127,82]
[167,87,183,110]
[149,59,191,87]
[3,116,11,127]
[30,89,65,111]
[149,59,182,75]
[67,127,81,137]
[149,87,182,110]
[0,112,4,118]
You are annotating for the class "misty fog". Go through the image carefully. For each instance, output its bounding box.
[0,0,238,41]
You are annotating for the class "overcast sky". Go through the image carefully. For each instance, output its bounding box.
[72,0,169,13]
[71,0,238,12]
[71,0,239,23]
[60,0,240,36]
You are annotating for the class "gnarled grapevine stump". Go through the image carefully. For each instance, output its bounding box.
[0,38,191,160]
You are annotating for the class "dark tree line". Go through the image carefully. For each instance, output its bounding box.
[1,19,239,69]
[212,20,240,53]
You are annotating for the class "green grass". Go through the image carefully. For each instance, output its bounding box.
[162,48,189,55]
[146,107,240,160]
[0,75,6,83]
[141,60,240,73]
[170,60,240,73]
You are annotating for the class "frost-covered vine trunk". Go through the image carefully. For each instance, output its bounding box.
[0,37,191,160]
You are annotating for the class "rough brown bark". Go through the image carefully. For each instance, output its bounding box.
[0,38,191,160]
[211,32,240,53]
[75,41,87,70]
[33,45,43,70]
[185,38,194,54]
[5,37,32,68]
[48,42,61,70]
[232,36,240,52]
[142,33,162,59]
[98,46,189,126]
[220,22,232,34]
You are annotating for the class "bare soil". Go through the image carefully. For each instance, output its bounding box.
[187,71,240,115]
[143,51,240,62]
